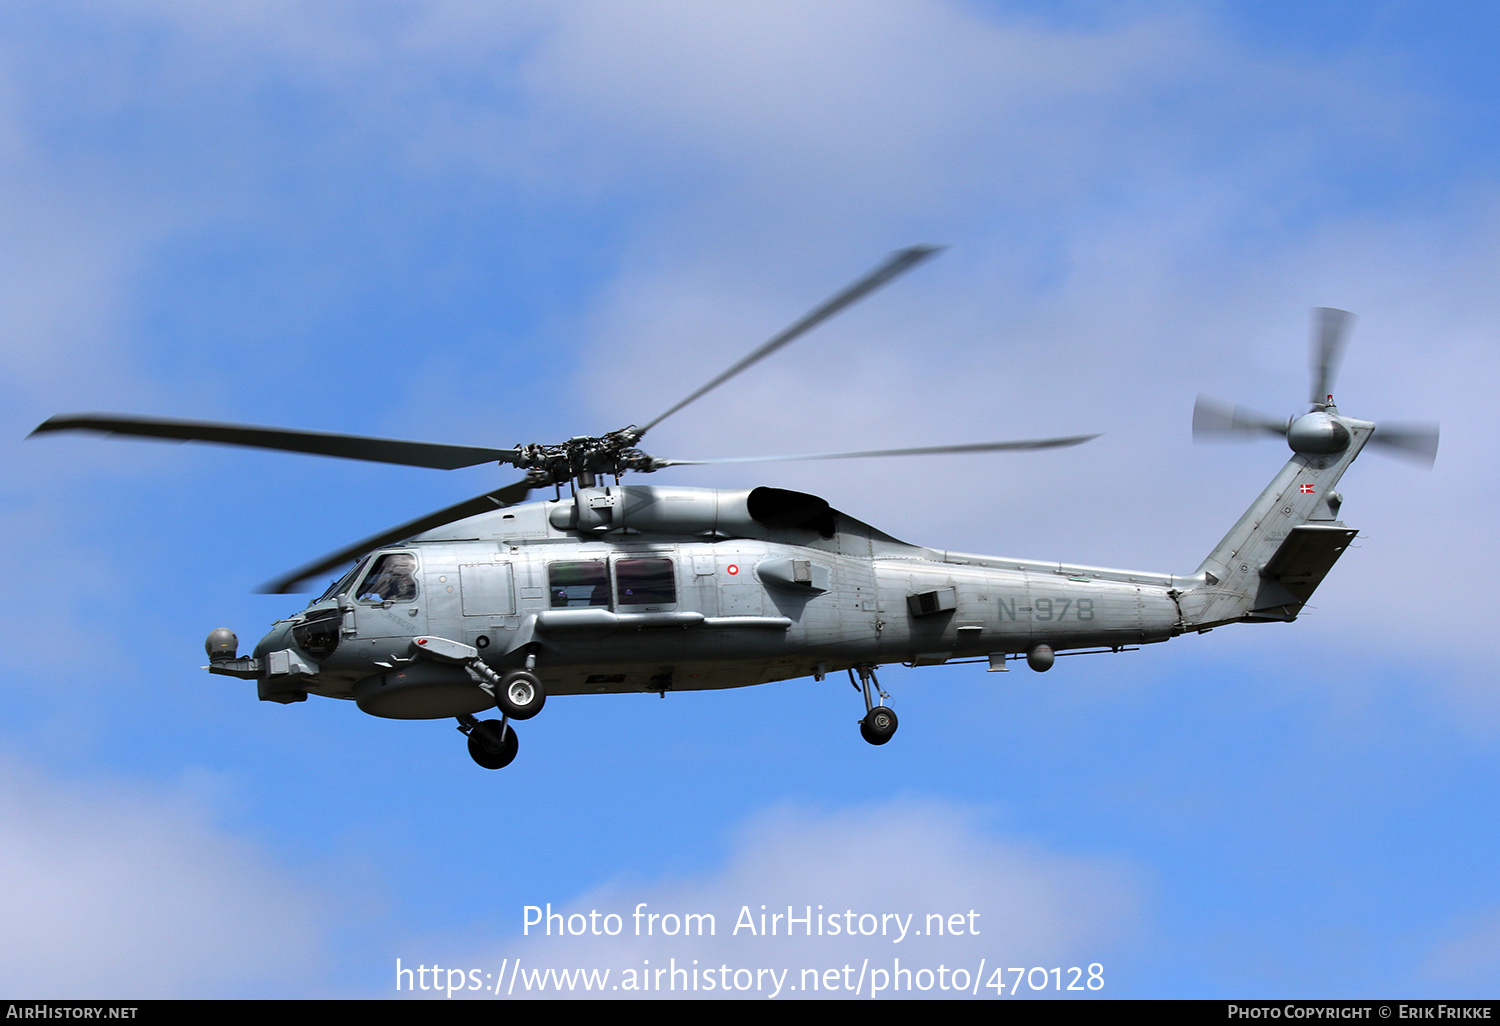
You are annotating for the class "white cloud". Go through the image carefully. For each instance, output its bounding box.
[0,758,323,997]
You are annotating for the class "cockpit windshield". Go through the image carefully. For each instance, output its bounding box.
[315,556,370,604]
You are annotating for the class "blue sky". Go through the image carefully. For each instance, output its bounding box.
[3,1,1498,998]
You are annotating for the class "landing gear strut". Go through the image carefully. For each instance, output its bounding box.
[850,665,898,746]
[459,714,518,769]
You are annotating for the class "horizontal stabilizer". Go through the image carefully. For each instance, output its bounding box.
[1250,524,1358,617]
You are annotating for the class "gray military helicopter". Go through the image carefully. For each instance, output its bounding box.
[31,250,1438,769]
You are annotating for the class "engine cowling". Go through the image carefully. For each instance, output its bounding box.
[549,485,837,538]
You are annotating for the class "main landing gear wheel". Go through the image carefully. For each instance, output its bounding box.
[860,706,898,746]
[467,719,518,769]
[496,670,546,720]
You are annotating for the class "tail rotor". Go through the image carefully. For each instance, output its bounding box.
[1193,308,1438,467]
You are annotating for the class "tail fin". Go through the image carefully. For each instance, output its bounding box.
[1177,418,1372,629]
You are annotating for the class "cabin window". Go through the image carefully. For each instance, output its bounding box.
[549,561,610,608]
[357,552,419,602]
[615,557,676,606]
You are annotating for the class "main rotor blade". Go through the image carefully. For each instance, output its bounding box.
[1370,421,1440,467]
[651,434,1099,467]
[1192,395,1289,441]
[1310,308,1354,405]
[31,413,520,470]
[259,479,533,593]
[637,245,943,435]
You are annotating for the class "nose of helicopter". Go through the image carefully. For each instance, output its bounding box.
[252,621,294,661]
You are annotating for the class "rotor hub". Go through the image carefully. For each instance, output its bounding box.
[508,426,661,485]
[1286,411,1351,456]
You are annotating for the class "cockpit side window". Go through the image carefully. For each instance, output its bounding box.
[549,561,610,608]
[357,552,419,602]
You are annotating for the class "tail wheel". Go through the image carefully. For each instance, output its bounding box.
[860,706,898,746]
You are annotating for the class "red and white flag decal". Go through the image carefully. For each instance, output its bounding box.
[1300,483,1316,494]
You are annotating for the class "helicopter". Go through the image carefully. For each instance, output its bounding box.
[30,248,1439,769]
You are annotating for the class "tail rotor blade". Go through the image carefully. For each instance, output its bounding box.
[1311,308,1354,405]
[1370,422,1440,467]
[1192,395,1288,441]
